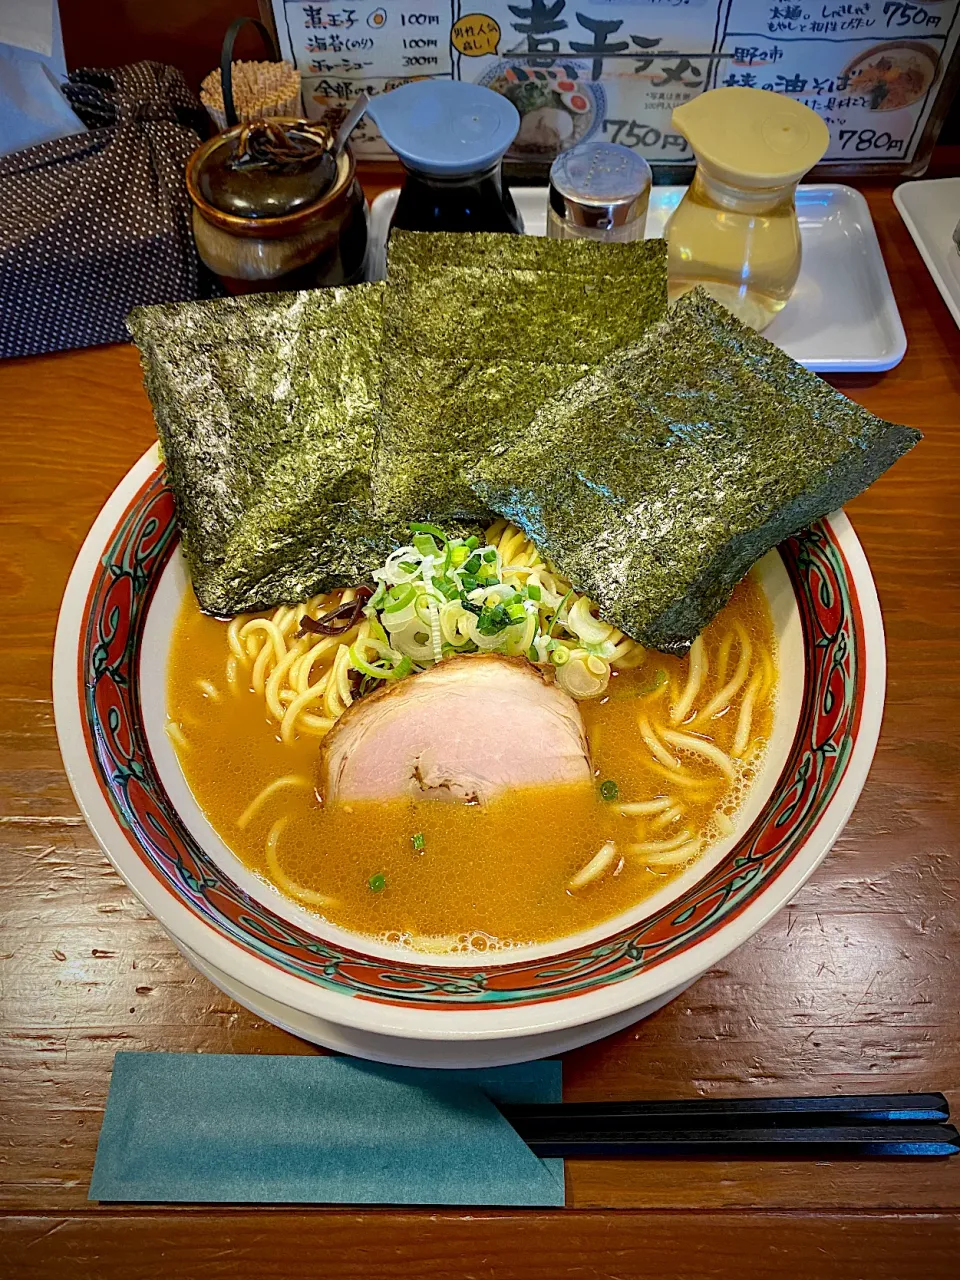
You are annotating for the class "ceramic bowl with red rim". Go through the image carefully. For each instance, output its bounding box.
[53,444,884,1058]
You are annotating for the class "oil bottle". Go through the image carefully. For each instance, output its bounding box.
[666,88,829,331]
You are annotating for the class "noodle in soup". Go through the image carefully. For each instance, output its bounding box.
[166,524,777,953]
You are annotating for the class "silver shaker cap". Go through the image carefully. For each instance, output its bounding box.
[549,142,652,231]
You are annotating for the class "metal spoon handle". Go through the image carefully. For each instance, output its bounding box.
[335,94,369,156]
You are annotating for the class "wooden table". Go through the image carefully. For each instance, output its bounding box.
[1,179,958,1278]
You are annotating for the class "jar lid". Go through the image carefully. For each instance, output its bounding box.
[549,142,651,230]
[672,88,829,189]
[366,80,519,177]
[193,121,338,218]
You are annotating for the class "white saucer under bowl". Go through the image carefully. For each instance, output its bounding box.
[171,931,692,1068]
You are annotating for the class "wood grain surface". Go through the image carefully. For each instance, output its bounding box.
[1,180,958,1277]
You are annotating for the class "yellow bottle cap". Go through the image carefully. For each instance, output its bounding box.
[672,88,829,189]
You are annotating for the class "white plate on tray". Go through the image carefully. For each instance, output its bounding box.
[894,177,960,330]
[368,184,906,374]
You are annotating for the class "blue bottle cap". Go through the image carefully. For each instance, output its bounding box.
[366,81,520,177]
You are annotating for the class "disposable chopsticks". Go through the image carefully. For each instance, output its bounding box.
[516,1124,959,1159]
[501,1091,949,1129]
[499,1093,958,1158]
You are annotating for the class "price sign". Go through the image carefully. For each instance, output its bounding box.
[272,0,960,171]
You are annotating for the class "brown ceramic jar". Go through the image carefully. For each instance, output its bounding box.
[185,121,368,294]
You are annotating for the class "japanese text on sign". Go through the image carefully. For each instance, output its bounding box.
[274,0,960,164]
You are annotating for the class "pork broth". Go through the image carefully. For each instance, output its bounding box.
[166,573,777,954]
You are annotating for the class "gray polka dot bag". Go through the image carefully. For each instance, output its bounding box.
[0,61,209,359]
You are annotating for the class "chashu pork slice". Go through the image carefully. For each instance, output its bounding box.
[319,653,591,805]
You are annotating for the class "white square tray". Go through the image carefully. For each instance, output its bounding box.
[894,178,960,331]
[368,184,906,374]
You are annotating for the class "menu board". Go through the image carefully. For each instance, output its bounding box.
[271,0,960,170]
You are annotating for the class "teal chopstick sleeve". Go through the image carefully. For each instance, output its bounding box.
[89,1052,564,1206]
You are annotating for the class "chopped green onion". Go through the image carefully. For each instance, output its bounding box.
[581,639,616,658]
[384,583,417,612]
[413,533,439,558]
[414,593,436,625]
[348,648,388,680]
[600,779,619,801]
[548,588,574,638]
[411,832,425,852]
[477,603,513,635]
[551,643,571,667]
[410,522,447,544]
[368,873,386,893]
[366,525,558,674]
[637,668,668,696]
[367,615,389,644]
[348,644,413,682]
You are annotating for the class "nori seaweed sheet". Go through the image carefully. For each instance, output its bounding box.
[128,285,404,616]
[468,289,921,655]
[387,227,667,277]
[373,230,668,525]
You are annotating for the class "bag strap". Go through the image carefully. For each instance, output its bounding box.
[220,17,282,129]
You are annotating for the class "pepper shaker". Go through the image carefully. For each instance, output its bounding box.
[547,142,652,243]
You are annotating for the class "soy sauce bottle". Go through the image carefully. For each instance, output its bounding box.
[366,80,524,236]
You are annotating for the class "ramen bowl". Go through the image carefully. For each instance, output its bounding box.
[53,444,884,1063]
